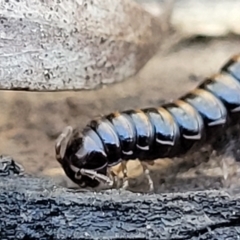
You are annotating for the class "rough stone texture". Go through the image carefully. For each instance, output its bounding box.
[0,0,164,91]
[1,0,239,92]
[1,175,240,239]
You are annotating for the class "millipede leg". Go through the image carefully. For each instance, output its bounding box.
[221,154,238,189]
[108,161,130,190]
[121,179,130,190]
[145,168,154,192]
[120,161,130,190]
[140,163,154,193]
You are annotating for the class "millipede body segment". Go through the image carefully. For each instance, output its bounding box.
[56,54,240,189]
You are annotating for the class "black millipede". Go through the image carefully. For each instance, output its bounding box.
[55,54,240,191]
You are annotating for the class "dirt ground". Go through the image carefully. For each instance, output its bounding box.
[1,35,240,193]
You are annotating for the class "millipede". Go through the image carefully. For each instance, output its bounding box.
[55,54,240,191]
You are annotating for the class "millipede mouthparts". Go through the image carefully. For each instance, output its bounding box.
[55,54,240,191]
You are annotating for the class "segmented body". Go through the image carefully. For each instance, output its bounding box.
[56,54,240,189]
[85,55,240,161]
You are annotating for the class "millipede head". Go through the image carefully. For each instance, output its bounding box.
[55,126,112,190]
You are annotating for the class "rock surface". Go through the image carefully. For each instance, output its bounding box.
[0,0,165,91]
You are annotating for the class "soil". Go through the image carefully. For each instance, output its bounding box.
[1,35,240,193]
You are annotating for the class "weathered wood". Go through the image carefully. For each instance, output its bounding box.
[1,176,240,239]
[1,157,240,239]
[0,0,165,91]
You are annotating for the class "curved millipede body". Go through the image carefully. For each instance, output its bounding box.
[56,54,240,190]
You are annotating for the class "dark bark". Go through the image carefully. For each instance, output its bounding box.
[1,172,240,239]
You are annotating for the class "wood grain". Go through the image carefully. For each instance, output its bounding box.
[1,174,240,239]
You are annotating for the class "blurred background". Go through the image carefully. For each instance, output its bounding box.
[0,0,240,192]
